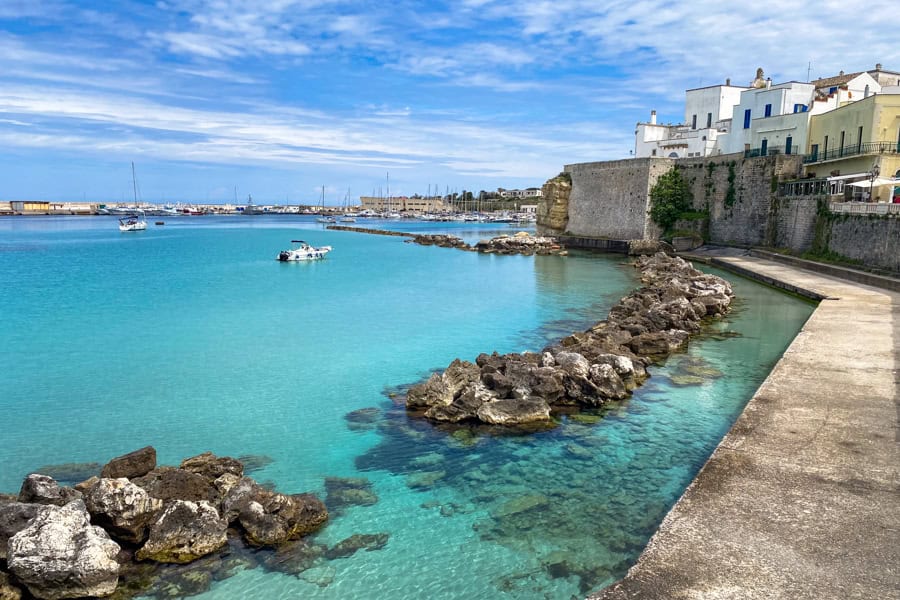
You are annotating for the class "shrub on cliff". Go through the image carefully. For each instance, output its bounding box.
[650,168,693,231]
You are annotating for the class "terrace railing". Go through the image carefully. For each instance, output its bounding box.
[830,202,900,215]
[803,140,900,164]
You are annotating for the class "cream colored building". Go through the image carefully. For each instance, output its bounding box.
[804,89,900,201]
[359,196,446,212]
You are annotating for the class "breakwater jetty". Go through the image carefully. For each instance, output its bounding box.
[325,225,413,237]
[593,252,900,600]
[405,253,734,425]
[326,225,568,256]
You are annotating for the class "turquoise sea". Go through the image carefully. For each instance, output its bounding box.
[0,216,815,599]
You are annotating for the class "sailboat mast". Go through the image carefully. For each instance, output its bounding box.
[131,162,138,206]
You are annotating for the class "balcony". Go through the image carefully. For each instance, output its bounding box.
[803,140,900,164]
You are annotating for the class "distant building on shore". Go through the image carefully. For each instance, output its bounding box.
[359,195,445,212]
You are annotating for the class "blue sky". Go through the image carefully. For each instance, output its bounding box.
[1,1,897,205]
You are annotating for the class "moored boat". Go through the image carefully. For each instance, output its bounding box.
[277,240,333,261]
[119,214,147,232]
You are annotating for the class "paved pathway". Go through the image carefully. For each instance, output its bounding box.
[593,254,900,599]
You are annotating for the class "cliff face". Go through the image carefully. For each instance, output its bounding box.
[537,173,571,235]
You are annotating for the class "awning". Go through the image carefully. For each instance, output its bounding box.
[847,177,900,188]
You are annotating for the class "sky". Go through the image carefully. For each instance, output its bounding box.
[1,1,898,205]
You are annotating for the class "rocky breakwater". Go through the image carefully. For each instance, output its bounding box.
[406,253,733,426]
[0,447,327,599]
[409,231,567,256]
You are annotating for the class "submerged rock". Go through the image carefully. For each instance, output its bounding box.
[324,477,378,512]
[323,533,389,559]
[33,462,102,485]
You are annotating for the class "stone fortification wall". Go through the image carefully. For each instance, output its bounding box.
[673,153,803,247]
[772,195,819,252]
[815,214,900,273]
[562,159,671,240]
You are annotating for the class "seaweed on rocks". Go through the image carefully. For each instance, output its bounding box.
[403,253,735,427]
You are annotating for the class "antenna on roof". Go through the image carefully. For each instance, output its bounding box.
[807,61,812,82]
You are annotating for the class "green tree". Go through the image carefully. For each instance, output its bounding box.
[650,167,693,231]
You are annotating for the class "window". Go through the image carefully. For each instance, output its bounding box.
[651,149,657,156]
[743,109,751,129]
[824,135,828,157]
[811,144,819,160]
[761,139,768,155]
[707,112,712,128]
[785,136,793,155]
[692,114,697,129]
[857,126,863,151]
[764,104,772,117]
[839,131,845,156]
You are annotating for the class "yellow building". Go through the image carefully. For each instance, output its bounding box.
[359,196,445,212]
[804,91,900,201]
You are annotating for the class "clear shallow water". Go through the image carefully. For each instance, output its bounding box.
[0,216,815,598]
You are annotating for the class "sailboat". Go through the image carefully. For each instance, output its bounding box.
[316,185,336,223]
[339,187,356,222]
[119,162,147,232]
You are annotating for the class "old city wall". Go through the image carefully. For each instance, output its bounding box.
[814,213,900,273]
[545,153,896,273]
[673,153,804,246]
[560,158,671,239]
[771,195,819,252]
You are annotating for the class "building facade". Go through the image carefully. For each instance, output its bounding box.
[803,89,900,201]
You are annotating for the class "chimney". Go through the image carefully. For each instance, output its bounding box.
[650,110,657,125]
[875,63,882,71]
[726,78,731,86]
[766,77,772,89]
[839,70,844,76]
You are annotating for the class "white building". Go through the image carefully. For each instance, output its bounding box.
[717,81,818,156]
[634,82,746,159]
[636,65,895,161]
[499,188,543,198]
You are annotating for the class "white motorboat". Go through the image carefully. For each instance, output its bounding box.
[277,240,333,261]
[119,213,147,232]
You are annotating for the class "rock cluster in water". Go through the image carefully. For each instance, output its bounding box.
[0,447,329,599]
[405,253,734,425]
[408,232,567,256]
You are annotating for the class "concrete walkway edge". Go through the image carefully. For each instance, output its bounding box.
[590,252,900,600]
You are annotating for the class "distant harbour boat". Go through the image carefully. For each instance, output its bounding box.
[119,163,147,232]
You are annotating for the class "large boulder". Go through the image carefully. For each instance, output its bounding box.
[17,475,81,507]
[238,492,328,547]
[220,480,328,546]
[7,500,120,600]
[475,398,551,425]
[100,446,156,480]
[83,478,163,543]
[131,467,218,503]
[135,500,227,564]
[179,452,243,481]
[406,360,481,410]
[0,502,51,560]
[423,382,496,422]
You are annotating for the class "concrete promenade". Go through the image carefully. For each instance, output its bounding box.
[593,252,900,599]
